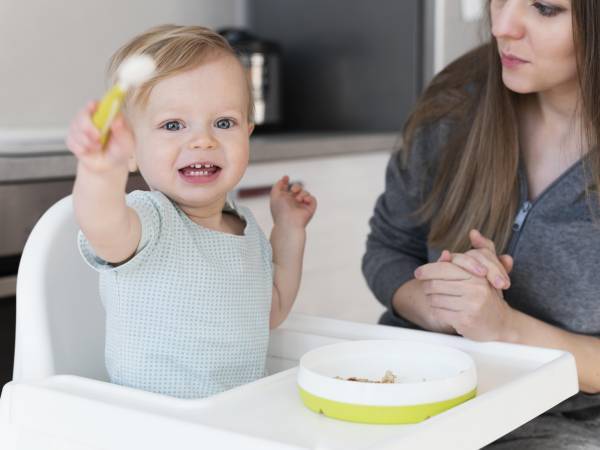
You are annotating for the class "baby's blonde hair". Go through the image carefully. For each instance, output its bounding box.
[107,24,254,121]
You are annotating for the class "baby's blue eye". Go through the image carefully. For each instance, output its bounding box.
[162,121,184,131]
[215,118,234,129]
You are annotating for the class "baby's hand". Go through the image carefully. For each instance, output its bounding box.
[270,176,317,229]
[66,101,135,174]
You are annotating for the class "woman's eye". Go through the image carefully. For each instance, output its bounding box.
[532,2,560,17]
[215,118,234,130]
[161,121,184,131]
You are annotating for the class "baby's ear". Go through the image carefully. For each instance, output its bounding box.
[128,154,138,173]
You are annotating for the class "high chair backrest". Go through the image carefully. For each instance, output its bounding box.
[13,195,108,382]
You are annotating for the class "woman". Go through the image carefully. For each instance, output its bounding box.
[362,0,600,447]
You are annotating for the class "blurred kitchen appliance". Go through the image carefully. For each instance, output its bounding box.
[219,28,282,130]
[247,0,422,132]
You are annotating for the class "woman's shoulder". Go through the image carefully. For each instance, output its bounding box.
[398,118,455,176]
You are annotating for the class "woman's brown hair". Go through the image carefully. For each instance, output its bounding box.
[403,0,599,253]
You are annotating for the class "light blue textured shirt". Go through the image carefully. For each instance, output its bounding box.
[78,190,273,399]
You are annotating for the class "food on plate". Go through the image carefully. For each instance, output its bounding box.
[335,370,397,383]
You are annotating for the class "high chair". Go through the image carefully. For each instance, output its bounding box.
[0,196,578,450]
[12,195,108,383]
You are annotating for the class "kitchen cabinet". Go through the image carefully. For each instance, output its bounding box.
[236,150,390,324]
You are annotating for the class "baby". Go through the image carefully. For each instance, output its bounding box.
[66,24,316,399]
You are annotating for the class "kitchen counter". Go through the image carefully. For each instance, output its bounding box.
[0,132,400,183]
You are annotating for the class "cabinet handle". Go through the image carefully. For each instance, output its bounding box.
[235,180,304,199]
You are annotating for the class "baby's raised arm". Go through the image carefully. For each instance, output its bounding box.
[269,176,317,328]
[67,101,141,264]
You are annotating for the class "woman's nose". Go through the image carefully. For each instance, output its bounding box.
[188,130,217,150]
[491,0,526,41]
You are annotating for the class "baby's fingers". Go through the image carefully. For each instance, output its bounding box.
[66,125,100,156]
[66,133,90,157]
[79,102,102,142]
[67,102,101,154]
[295,189,311,202]
[272,175,290,194]
[303,195,317,212]
[289,182,303,195]
[109,116,134,150]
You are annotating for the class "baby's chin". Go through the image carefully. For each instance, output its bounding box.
[165,186,231,210]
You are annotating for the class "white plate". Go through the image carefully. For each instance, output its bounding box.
[297,339,477,423]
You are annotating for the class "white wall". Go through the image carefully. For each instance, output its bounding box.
[424,0,487,84]
[0,0,247,133]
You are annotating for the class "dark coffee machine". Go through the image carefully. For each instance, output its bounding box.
[219,28,282,130]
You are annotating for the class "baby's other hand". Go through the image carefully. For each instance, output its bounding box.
[66,101,135,174]
[270,176,317,229]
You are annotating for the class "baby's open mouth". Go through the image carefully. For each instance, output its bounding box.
[178,162,222,177]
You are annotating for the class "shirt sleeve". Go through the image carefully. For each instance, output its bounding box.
[78,190,162,273]
[362,122,448,325]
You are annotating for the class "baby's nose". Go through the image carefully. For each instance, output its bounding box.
[188,132,217,150]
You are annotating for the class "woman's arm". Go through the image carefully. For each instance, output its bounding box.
[362,151,432,324]
[391,278,456,333]
[504,309,600,394]
[417,231,600,394]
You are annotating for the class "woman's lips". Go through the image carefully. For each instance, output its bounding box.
[500,52,528,69]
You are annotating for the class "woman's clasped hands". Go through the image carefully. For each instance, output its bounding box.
[414,230,516,342]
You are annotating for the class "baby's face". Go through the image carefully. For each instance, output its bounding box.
[129,55,253,211]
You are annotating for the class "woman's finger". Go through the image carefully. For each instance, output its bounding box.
[463,250,510,289]
[429,295,465,313]
[414,261,471,281]
[469,229,496,254]
[437,249,452,262]
[499,254,514,273]
[446,252,487,277]
[422,279,465,297]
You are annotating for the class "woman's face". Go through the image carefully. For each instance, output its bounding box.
[490,0,578,95]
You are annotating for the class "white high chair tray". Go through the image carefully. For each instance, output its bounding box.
[0,314,578,450]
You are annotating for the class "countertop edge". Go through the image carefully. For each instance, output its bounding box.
[0,133,401,183]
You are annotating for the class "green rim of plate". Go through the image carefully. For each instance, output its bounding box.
[298,386,477,424]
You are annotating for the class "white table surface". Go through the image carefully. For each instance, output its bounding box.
[0,313,579,450]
